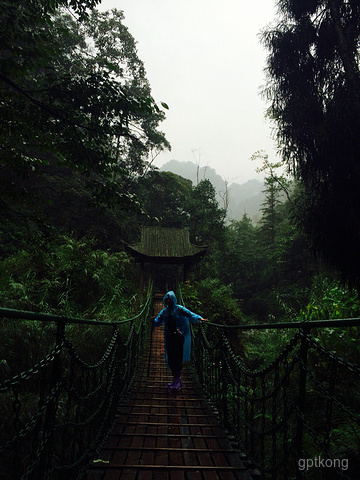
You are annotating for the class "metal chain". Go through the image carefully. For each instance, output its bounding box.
[0,341,63,392]
[0,380,63,454]
[304,331,360,375]
[0,289,152,480]
[3,288,358,480]
[192,321,359,479]
[63,327,119,370]
[298,355,360,424]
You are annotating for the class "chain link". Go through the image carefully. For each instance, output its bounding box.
[0,342,64,392]
[0,287,152,479]
[192,321,359,479]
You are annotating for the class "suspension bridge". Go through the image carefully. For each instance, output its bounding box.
[0,287,359,479]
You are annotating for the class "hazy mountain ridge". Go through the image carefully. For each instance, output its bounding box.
[159,160,265,222]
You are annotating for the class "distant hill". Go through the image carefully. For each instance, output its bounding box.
[159,160,265,222]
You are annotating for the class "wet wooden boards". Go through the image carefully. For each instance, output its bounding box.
[86,323,253,480]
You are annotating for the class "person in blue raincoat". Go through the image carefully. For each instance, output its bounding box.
[152,291,207,391]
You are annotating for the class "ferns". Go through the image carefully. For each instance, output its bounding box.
[0,235,134,318]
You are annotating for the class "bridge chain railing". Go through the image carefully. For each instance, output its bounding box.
[0,286,153,480]
[185,297,360,480]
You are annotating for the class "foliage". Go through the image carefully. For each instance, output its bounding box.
[0,235,134,318]
[0,2,170,312]
[135,175,227,240]
[181,279,246,354]
[0,231,140,380]
[134,170,193,227]
[182,279,244,325]
[299,275,360,321]
[220,215,265,299]
[184,179,227,281]
[252,150,293,248]
[185,179,226,246]
[58,9,170,178]
[262,0,360,285]
[297,274,360,365]
[243,328,295,370]
[0,3,169,215]
[214,158,314,322]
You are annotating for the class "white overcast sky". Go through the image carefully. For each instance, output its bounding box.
[99,0,278,184]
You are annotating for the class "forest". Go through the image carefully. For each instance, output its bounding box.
[2,0,360,366]
[1,1,360,477]
[2,0,360,323]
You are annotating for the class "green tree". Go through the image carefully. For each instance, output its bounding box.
[262,0,360,285]
[1,4,170,254]
[218,151,314,320]
[259,175,283,247]
[185,179,226,245]
[252,151,292,248]
[221,215,263,292]
[0,4,169,205]
[64,9,170,180]
[135,170,193,228]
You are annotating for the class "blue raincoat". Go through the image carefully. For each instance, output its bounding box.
[153,291,202,368]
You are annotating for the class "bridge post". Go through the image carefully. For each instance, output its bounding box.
[37,318,65,479]
[139,261,144,299]
[295,327,309,479]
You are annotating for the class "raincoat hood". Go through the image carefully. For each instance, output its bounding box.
[163,291,177,308]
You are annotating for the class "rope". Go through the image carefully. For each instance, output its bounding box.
[188,301,358,479]
[2,282,359,480]
[0,284,153,480]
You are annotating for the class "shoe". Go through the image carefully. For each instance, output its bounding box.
[169,377,182,391]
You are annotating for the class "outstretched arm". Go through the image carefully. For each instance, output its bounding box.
[180,306,207,324]
[152,309,165,329]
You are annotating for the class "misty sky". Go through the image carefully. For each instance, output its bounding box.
[99,0,278,184]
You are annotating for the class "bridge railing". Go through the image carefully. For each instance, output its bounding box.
[191,316,360,480]
[0,286,153,480]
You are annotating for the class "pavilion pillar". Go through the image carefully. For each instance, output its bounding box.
[183,262,191,283]
[139,261,144,298]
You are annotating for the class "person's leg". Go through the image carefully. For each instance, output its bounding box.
[166,332,184,390]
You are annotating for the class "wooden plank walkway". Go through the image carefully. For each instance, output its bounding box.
[86,298,253,480]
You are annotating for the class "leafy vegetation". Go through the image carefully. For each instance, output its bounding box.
[2,1,359,327]
[261,0,360,286]
[1,1,360,475]
[0,235,133,316]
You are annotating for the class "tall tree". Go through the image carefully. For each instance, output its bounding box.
[259,176,283,247]
[135,170,192,228]
[221,215,264,295]
[0,3,169,206]
[252,151,292,248]
[262,0,360,285]
[185,179,226,246]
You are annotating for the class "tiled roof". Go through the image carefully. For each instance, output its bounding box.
[127,227,207,262]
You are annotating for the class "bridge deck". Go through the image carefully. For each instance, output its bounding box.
[86,313,253,479]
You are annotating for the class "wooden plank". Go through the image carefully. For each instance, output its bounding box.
[100,446,240,453]
[108,432,229,439]
[86,324,252,480]
[90,465,247,471]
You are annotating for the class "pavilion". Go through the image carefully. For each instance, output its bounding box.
[126,226,207,294]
